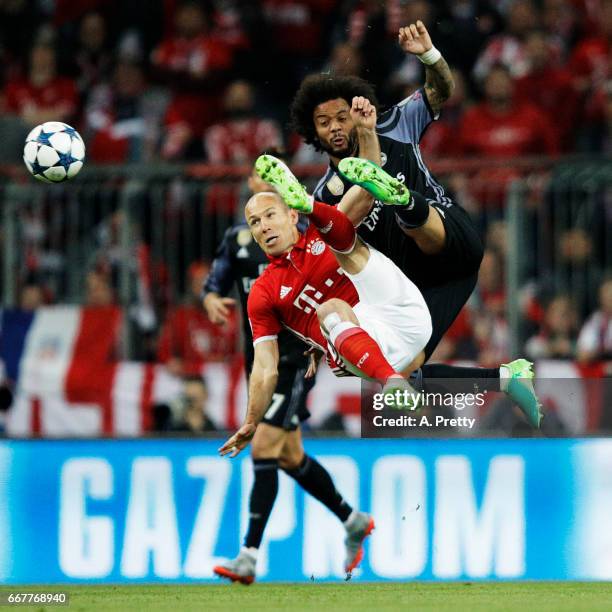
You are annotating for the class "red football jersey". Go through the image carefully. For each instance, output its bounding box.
[247,224,358,362]
[459,101,559,158]
[5,77,78,118]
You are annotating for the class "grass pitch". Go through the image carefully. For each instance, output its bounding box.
[5,582,612,612]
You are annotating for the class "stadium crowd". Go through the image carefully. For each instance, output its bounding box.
[0,0,610,434]
[0,0,610,162]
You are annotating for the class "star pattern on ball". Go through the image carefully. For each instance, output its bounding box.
[58,151,77,167]
[30,158,47,176]
[23,123,85,182]
[36,131,53,146]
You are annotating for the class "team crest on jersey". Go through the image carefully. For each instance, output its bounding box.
[237,229,252,246]
[380,152,387,167]
[307,239,325,256]
[327,175,345,196]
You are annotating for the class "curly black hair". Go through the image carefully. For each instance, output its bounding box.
[290,74,379,152]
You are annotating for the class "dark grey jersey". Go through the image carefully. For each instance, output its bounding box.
[313,88,467,289]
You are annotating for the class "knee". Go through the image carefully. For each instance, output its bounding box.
[251,432,281,460]
[316,299,344,326]
[278,450,304,471]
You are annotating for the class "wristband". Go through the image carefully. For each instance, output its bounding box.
[417,46,442,65]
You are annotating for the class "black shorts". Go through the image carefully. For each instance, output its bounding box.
[421,203,483,360]
[421,272,478,360]
[261,364,314,431]
[431,203,484,280]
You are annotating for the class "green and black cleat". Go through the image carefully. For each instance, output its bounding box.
[338,157,411,205]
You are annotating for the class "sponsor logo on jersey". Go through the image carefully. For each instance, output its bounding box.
[327,175,345,196]
[280,285,292,299]
[362,201,383,231]
[237,229,252,246]
[307,239,325,256]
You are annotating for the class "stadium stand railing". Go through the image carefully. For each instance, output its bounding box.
[1,155,610,437]
[2,155,610,354]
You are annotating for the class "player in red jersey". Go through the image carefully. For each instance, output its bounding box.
[219,153,431,460]
[215,98,400,584]
[216,153,430,580]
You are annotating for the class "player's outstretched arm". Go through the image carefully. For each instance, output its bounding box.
[338,96,378,225]
[353,95,380,166]
[399,21,454,114]
[219,339,279,457]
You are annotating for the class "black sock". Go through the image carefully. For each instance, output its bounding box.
[284,454,352,522]
[244,458,279,549]
[421,364,501,392]
[395,190,430,229]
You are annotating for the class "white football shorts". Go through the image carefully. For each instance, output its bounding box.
[345,246,432,372]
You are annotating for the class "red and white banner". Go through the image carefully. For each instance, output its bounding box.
[2,306,608,437]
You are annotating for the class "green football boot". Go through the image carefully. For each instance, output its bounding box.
[338,157,411,205]
[501,358,543,428]
[382,376,422,411]
[255,154,313,213]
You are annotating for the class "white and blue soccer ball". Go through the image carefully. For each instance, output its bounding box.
[23,121,86,183]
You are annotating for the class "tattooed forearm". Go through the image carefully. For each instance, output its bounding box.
[424,57,454,113]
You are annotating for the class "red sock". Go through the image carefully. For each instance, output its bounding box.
[310,201,356,252]
[334,325,397,380]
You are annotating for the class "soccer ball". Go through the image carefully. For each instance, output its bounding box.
[23,122,86,183]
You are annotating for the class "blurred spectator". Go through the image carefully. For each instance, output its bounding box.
[472,248,510,366]
[85,271,115,306]
[261,0,338,91]
[435,1,503,75]
[459,64,559,206]
[385,0,437,95]
[153,1,234,159]
[91,209,160,333]
[4,44,78,127]
[525,294,579,359]
[203,80,282,163]
[555,227,603,317]
[69,11,113,100]
[460,64,559,158]
[53,0,112,27]
[19,282,44,311]
[157,261,238,376]
[568,0,611,97]
[85,61,168,162]
[485,220,508,258]
[577,277,612,363]
[473,0,541,81]
[323,42,364,78]
[542,0,581,54]
[579,79,612,153]
[515,29,578,149]
[428,307,477,362]
[153,376,218,433]
[0,0,44,81]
